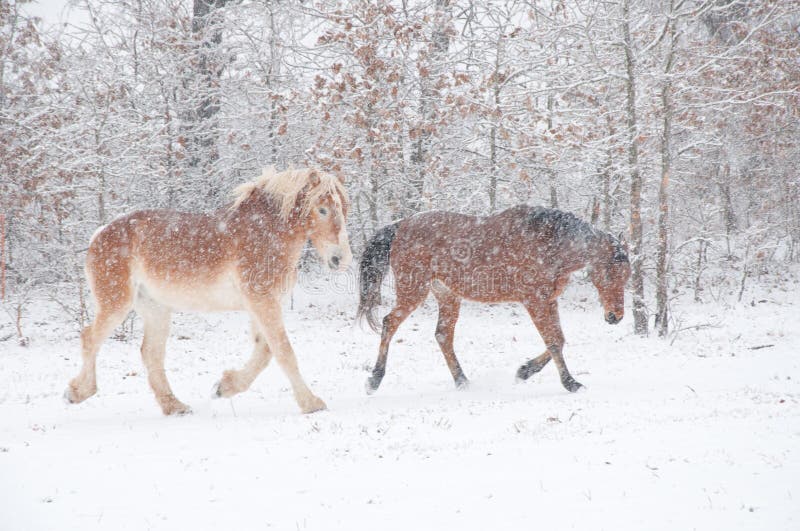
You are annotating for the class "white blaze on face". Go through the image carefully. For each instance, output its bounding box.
[320,195,352,271]
[336,221,353,268]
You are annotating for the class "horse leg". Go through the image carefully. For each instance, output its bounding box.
[249,299,325,414]
[516,350,551,381]
[365,262,430,394]
[432,284,468,389]
[138,302,190,416]
[365,285,428,395]
[213,319,273,398]
[522,300,583,392]
[365,306,409,394]
[65,305,130,404]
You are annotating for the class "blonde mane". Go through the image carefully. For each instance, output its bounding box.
[231,167,347,221]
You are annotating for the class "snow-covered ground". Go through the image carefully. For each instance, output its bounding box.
[1,271,798,530]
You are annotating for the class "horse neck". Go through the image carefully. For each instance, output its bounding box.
[582,232,613,270]
[226,194,308,253]
[560,230,607,271]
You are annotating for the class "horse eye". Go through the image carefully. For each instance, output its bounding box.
[318,207,328,216]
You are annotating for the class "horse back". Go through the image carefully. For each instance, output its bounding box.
[86,210,240,311]
[391,207,569,302]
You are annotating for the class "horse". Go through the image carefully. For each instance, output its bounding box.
[357,205,630,394]
[65,167,351,415]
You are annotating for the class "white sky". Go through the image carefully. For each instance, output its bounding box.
[20,0,90,29]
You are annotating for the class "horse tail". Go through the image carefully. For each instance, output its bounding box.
[357,222,400,333]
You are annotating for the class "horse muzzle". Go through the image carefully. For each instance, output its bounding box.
[326,246,352,271]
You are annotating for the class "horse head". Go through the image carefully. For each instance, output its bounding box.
[588,236,631,325]
[298,169,352,271]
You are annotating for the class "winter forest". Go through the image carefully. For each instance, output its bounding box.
[2,1,800,529]
[2,0,799,336]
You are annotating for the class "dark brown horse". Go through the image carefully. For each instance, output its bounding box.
[357,205,630,394]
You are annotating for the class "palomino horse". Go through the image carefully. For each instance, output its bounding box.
[65,167,351,415]
[357,206,630,394]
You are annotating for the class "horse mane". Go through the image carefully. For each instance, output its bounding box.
[231,166,347,221]
[525,206,628,262]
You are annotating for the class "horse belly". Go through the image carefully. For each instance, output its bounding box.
[136,273,244,312]
[449,283,519,304]
[434,262,524,303]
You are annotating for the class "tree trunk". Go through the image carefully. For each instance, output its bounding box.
[162,82,178,208]
[601,151,612,231]
[94,125,107,223]
[546,94,558,208]
[369,167,379,229]
[549,176,559,209]
[409,0,451,214]
[789,175,800,262]
[489,124,497,212]
[693,239,705,302]
[655,6,676,338]
[718,163,736,257]
[601,113,616,231]
[98,171,106,224]
[655,133,670,337]
[365,103,380,228]
[265,4,281,165]
[189,0,228,203]
[622,0,648,335]
[488,66,501,212]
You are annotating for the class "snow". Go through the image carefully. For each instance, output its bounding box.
[1,274,798,530]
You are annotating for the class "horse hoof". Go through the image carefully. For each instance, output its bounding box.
[365,377,380,396]
[563,379,584,393]
[300,396,327,414]
[63,388,75,404]
[516,364,533,382]
[211,381,223,399]
[163,402,193,416]
[212,370,241,399]
[63,383,95,404]
[455,376,469,390]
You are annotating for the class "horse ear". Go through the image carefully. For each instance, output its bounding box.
[308,169,321,187]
